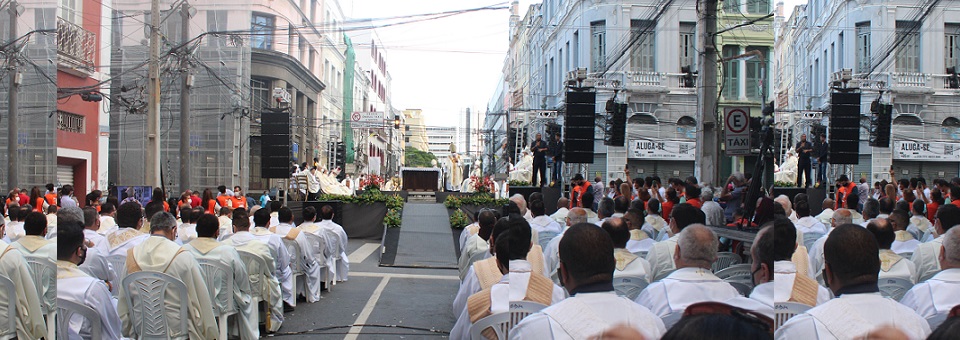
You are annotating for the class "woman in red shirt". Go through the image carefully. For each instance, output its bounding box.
[662,188,680,223]
[30,187,45,212]
[201,189,217,215]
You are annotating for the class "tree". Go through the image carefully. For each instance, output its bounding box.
[404,147,437,168]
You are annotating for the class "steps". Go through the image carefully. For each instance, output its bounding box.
[408,191,437,203]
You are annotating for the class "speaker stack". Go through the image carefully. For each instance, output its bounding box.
[829,92,860,165]
[564,90,596,164]
[261,107,292,178]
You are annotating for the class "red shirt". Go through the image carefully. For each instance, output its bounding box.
[190,196,201,208]
[686,198,703,209]
[836,183,857,209]
[953,200,960,208]
[927,202,940,222]
[661,200,676,222]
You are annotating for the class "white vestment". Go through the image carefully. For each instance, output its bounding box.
[97,215,117,235]
[641,214,667,240]
[635,267,741,318]
[772,261,832,305]
[119,235,219,339]
[4,221,24,242]
[0,240,46,339]
[613,248,651,280]
[528,215,562,235]
[891,230,921,255]
[644,235,679,281]
[183,238,259,340]
[795,216,828,235]
[907,215,935,241]
[57,260,123,340]
[317,219,350,282]
[177,223,197,244]
[248,227,295,306]
[900,268,960,321]
[222,231,284,331]
[911,236,944,282]
[815,208,835,226]
[549,207,569,225]
[701,201,725,227]
[512,291,666,340]
[11,236,57,313]
[776,292,931,339]
[878,250,917,283]
[458,223,479,255]
[458,234,489,280]
[106,228,150,257]
[272,223,324,303]
[626,229,655,254]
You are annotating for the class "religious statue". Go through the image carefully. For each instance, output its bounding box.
[449,143,463,191]
[509,150,534,183]
[774,150,800,184]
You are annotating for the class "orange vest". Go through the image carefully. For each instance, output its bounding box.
[34,198,45,212]
[205,200,217,215]
[216,196,232,210]
[44,193,57,206]
[231,196,247,209]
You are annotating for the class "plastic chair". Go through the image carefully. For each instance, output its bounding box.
[237,250,272,331]
[303,232,330,296]
[24,256,57,339]
[774,302,812,330]
[0,275,17,340]
[106,254,129,297]
[715,264,754,282]
[652,269,675,282]
[729,281,754,296]
[537,231,558,250]
[323,229,346,286]
[712,252,742,273]
[662,311,683,329]
[122,271,190,340]
[613,276,649,300]
[508,301,546,329]
[468,301,546,339]
[282,239,307,301]
[57,298,102,340]
[196,259,237,340]
[878,277,913,301]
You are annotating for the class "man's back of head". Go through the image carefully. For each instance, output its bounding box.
[753,225,774,284]
[623,209,643,231]
[773,218,796,262]
[936,204,960,235]
[559,223,615,286]
[100,203,116,216]
[116,202,143,228]
[149,212,178,237]
[278,207,294,224]
[601,217,630,249]
[232,209,251,231]
[253,207,272,227]
[503,218,533,261]
[888,210,909,231]
[557,197,569,210]
[647,199,661,215]
[180,207,193,224]
[567,207,587,225]
[941,227,960,270]
[45,205,57,215]
[144,201,165,222]
[477,210,498,240]
[794,199,811,218]
[867,218,895,250]
[302,206,317,223]
[269,200,282,213]
[320,205,335,221]
[529,199,546,217]
[862,199,880,219]
[671,203,706,231]
[23,212,47,236]
[676,224,719,269]
[832,208,853,228]
[824,224,881,292]
[196,214,219,238]
[878,197,895,215]
[57,220,85,262]
[614,196,630,214]
[598,197,615,218]
[822,198,835,211]
[82,207,99,229]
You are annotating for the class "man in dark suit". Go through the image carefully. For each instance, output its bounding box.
[796,134,814,188]
[531,133,549,187]
[550,133,564,187]
[815,133,829,187]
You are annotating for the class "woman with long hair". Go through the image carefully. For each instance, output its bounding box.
[86,190,102,212]
[202,189,217,214]
[150,187,169,212]
[30,187,45,212]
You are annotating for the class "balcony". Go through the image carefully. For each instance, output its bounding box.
[852,72,958,94]
[588,71,697,94]
[57,111,85,133]
[57,17,96,73]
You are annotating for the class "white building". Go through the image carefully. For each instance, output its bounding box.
[427,126,458,163]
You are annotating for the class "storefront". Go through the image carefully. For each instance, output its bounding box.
[891,141,960,180]
[626,138,696,180]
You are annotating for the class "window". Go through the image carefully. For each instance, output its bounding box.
[723,0,739,13]
[838,32,844,69]
[946,24,960,71]
[856,22,871,73]
[746,46,768,101]
[896,21,920,73]
[59,0,82,25]
[591,21,606,72]
[722,45,740,100]
[57,111,84,133]
[747,0,770,14]
[680,22,696,70]
[207,11,228,47]
[251,13,275,49]
[630,20,656,72]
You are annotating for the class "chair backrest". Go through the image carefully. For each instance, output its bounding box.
[537,231,558,250]
[122,271,190,340]
[196,259,236,316]
[282,238,304,275]
[58,298,103,340]
[0,275,16,339]
[802,232,824,250]
[652,269,675,282]
[927,313,948,331]
[23,256,56,313]
[898,252,913,260]
[508,301,546,326]
[302,232,328,265]
[468,301,547,340]
[107,254,129,285]
[237,250,270,300]
[662,311,683,329]
[715,264,754,282]
[878,277,913,301]
[712,252,742,273]
[774,302,812,330]
[728,281,754,296]
[613,276,649,300]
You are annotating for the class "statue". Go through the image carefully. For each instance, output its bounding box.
[449,148,463,191]
[319,167,353,195]
[509,150,533,183]
[774,150,799,184]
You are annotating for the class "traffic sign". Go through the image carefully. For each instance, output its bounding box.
[724,107,750,156]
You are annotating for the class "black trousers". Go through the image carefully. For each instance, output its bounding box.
[797,160,812,188]
[532,159,547,186]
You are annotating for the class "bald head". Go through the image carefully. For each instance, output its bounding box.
[601,217,630,248]
[832,208,853,228]
[676,224,719,269]
[557,197,570,210]
[567,207,587,226]
[774,195,792,215]
[867,218,895,250]
[822,198,835,210]
[941,227,960,269]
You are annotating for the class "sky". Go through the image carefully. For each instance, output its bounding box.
[348,1,537,129]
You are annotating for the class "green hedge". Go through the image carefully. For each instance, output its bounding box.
[318,189,404,228]
[443,193,509,209]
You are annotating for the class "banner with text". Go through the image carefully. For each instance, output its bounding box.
[628,138,696,160]
[893,141,960,162]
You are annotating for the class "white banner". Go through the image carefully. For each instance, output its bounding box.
[893,141,960,162]
[628,138,696,160]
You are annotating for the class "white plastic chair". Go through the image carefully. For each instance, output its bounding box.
[237,250,273,331]
[0,275,17,340]
[712,252,742,273]
[282,239,307,301]
[106,254,129,297]
[774,302,812,330]
[537,231,558,250]
[323,228,346,286]
[468,301,546,339]
[196,259,237,340]
[802,232,824,250]
[652,269,675,282]
[303,232,330,294]
[662,311,683,329]
[878,277,913,301]
[122,271,190,340]
[632,250,648,259]
[715,264,754,282]
[24,256,57,339]
[613,276,649,300]
[57,298,102,340]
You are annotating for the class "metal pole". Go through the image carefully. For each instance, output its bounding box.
[7,1,18,189]
[145,0,162,187]
[696,0,719,186]
[179,1,190,193]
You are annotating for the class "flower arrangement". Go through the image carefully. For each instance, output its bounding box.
[360,174,384,191]
[472,176,495,193]
[508,180,530,187]
[450,210,469,229]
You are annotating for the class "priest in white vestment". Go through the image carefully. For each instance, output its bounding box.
[769,219,832,307]
[512,223,666,339]
[0,237,46,339]
[549,198,570,225]
[246,207,295,310]
[65,206,119,289]
[889,210,921,255]
[911,204,959,283]
[3,207,25,242]
[118,212,219,339]
[528,200,562,248]
[867,219,918,283]
[809,208,854,285]
[776,224,931,339]
[222,209,285,332]
[640,199,668,241]
[794,200,828,237]
[105,202,151,257]
[907,203,936,242]
[814,199,836,226]
[543,208,587,285]
[636,225,740,322]
[11,212,57,314]
[270,207,323,303]
[624,208,655,254]
[315,206,350,282]
[297,206,335,288]
[645,203,705,282]
[602,218,651,281]
[458,211,496,280]
[56,221,123,339]
[176,207,199,244]
[900,227,960,323]
[97,203,118,235]
[184,214,259,340]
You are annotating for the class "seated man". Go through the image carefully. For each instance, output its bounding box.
[119,212,218,339]
[602,217,651,281]
[770,218,831,307]
[809,208,854,286]
[11,211,57,313]
[177,206,199,244]
[247,208,295,312]
[97,203,118,235]
[645,203,706,282]
[223,209,284,332]
[867,218,917,283]
[457,211,481,256]
[640,199,668,241]
[71,206,117,288]
[528,199,562,247]
[776,224,931,339]
[889,210,921,255]
[815,198,836,226]
[106,202,151,257]
[271,207,323,303]
[549,197,570,224]
[453,217,512,317]
[512,223,666,339]
[458,210,497,280]
[543,208,588,285]
[794,199,828,236]
[3,205,27,242]
[183,214,259,340]
[56,221,122,339]
[636,225,740,319]
[450,217,565,339]
[912,204,960,283]
[0,221,46,339]
[900,226,960,322]
[623,208,654,254]
[315,205,350,283]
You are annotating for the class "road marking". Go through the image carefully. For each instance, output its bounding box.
[344,276,391,340]
[347,243,380,263]
[350,271,460,280]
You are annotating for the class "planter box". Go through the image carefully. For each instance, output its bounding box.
[301,201,387,240]
[436,192,474,204]
[355,190,409,202]
[449,203,503,224]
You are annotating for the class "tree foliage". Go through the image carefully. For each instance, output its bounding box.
[404,147,437,168]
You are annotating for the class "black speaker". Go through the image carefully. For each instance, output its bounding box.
[604,101,627,147]
[829,92,860,165]
[565,90,596,164]
[869,103,892,148]
[261,108,291,178]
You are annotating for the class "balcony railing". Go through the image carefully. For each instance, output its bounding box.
[57,17,96,72]
[57,111,85,133]
[852,72,956,92]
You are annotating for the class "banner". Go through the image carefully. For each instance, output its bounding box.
[893,141,960,162]
[628,138,696,160]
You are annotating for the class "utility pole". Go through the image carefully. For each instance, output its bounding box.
[179,1,191,194]
[696,0,719,186]
[6,0,18,189]
[145,0,162,187]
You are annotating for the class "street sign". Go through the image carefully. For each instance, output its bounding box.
[724,107,750,156]
[351,111,384,123]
